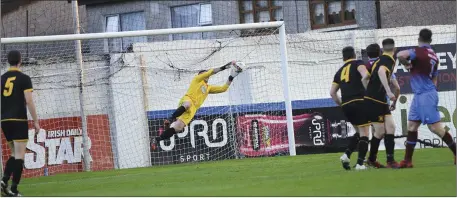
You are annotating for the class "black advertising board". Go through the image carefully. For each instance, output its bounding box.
[148,113,236,165]
[148,99,355,164]
[234,106,352,157]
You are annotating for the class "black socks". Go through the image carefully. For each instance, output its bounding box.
[171,106,186,121]
[384,134,395,162]
[357,136,369,165]
[2,156,15,183]
[345,133,360,158]
[156,127,177,142]
[368,136,381,162]
[11,159,24,193]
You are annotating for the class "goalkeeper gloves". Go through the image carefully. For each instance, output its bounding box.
[229,61,243,81]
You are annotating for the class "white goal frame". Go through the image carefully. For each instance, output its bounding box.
[1,21,297,172]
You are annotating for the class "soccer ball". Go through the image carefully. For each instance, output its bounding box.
[232,61,244,72]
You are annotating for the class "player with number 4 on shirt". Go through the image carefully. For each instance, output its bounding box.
[330,46,371,170]
[396,28,456,167]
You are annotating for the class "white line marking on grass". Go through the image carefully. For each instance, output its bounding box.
[22,172,147,187]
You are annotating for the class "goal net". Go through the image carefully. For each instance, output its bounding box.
[287,25,456,152]
[1,21,300,177]
[2,7,456,178]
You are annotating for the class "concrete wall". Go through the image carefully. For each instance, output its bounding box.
[106,25,454,168]
[7,0,456,60]
[1,24,454,169]
[380,0,456,28]
[1,1,87,59]
[84,0,239,54]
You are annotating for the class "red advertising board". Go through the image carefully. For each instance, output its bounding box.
[1,115,114,178]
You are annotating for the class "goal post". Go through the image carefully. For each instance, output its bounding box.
[1,21,297,175]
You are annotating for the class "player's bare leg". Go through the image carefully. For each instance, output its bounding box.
[366,125,386,168]
[1,141,15,196]
[164,101,191,130]
[151,101,191,150]
[354,125,370,170]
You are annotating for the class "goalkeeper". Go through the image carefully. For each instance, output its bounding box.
[151,61,243,150]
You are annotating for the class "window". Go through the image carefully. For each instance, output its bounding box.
[310,0,356,30]
[239,0,283,23]
[105,12,146,52]
[171,3,213,40]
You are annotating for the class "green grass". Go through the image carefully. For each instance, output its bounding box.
[22,148,456,196]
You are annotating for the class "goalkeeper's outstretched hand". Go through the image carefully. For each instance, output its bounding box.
[229,61,243,81]
[231,61,244,72]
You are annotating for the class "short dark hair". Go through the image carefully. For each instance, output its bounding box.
[419,28,432,43]
[7,50,21,66]
[366,43,381,58]
[382,38,395,51]
[342,46,356,61]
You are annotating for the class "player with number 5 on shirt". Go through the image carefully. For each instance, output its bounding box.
[396,28,456,167]
[1,50,40,197]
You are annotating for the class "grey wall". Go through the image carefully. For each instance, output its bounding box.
[4,0,455,59]
[85,0,240,54]
[1,1,87,60]
[380,0,456,28]
[355,1,377,30]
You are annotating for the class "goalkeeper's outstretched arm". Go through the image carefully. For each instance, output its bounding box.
[209,65,242,94]
[194,61,233,82]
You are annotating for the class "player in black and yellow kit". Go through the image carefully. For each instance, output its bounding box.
[364,38,400,168]
[150,61,243,150]
[1,50,40,197]
[330,46,371,170]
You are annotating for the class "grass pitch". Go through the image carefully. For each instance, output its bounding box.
[22,148,456,196]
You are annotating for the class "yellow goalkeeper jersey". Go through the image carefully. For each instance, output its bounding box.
[182,69,229,109]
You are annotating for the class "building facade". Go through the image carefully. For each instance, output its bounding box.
[1,0,455,57]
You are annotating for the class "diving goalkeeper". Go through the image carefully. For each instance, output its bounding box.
[151,61,243,150]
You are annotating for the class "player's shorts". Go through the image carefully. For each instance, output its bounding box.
[364,97,391,123]
[1,121,29,142]
[341,99,370,127]
[177,96,197,126]
[408,90,440,124]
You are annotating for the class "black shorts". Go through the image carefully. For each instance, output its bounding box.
[364,98,391,123]
[1,121,29,142]
[341,100,369,127]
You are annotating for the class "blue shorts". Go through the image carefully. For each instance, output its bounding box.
[408,91,440,124]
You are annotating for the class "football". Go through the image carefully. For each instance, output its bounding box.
[232,61,245,72]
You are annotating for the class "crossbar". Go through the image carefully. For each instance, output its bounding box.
[1,21,284,44]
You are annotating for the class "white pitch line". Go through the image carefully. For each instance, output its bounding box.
[22,172,147,186]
